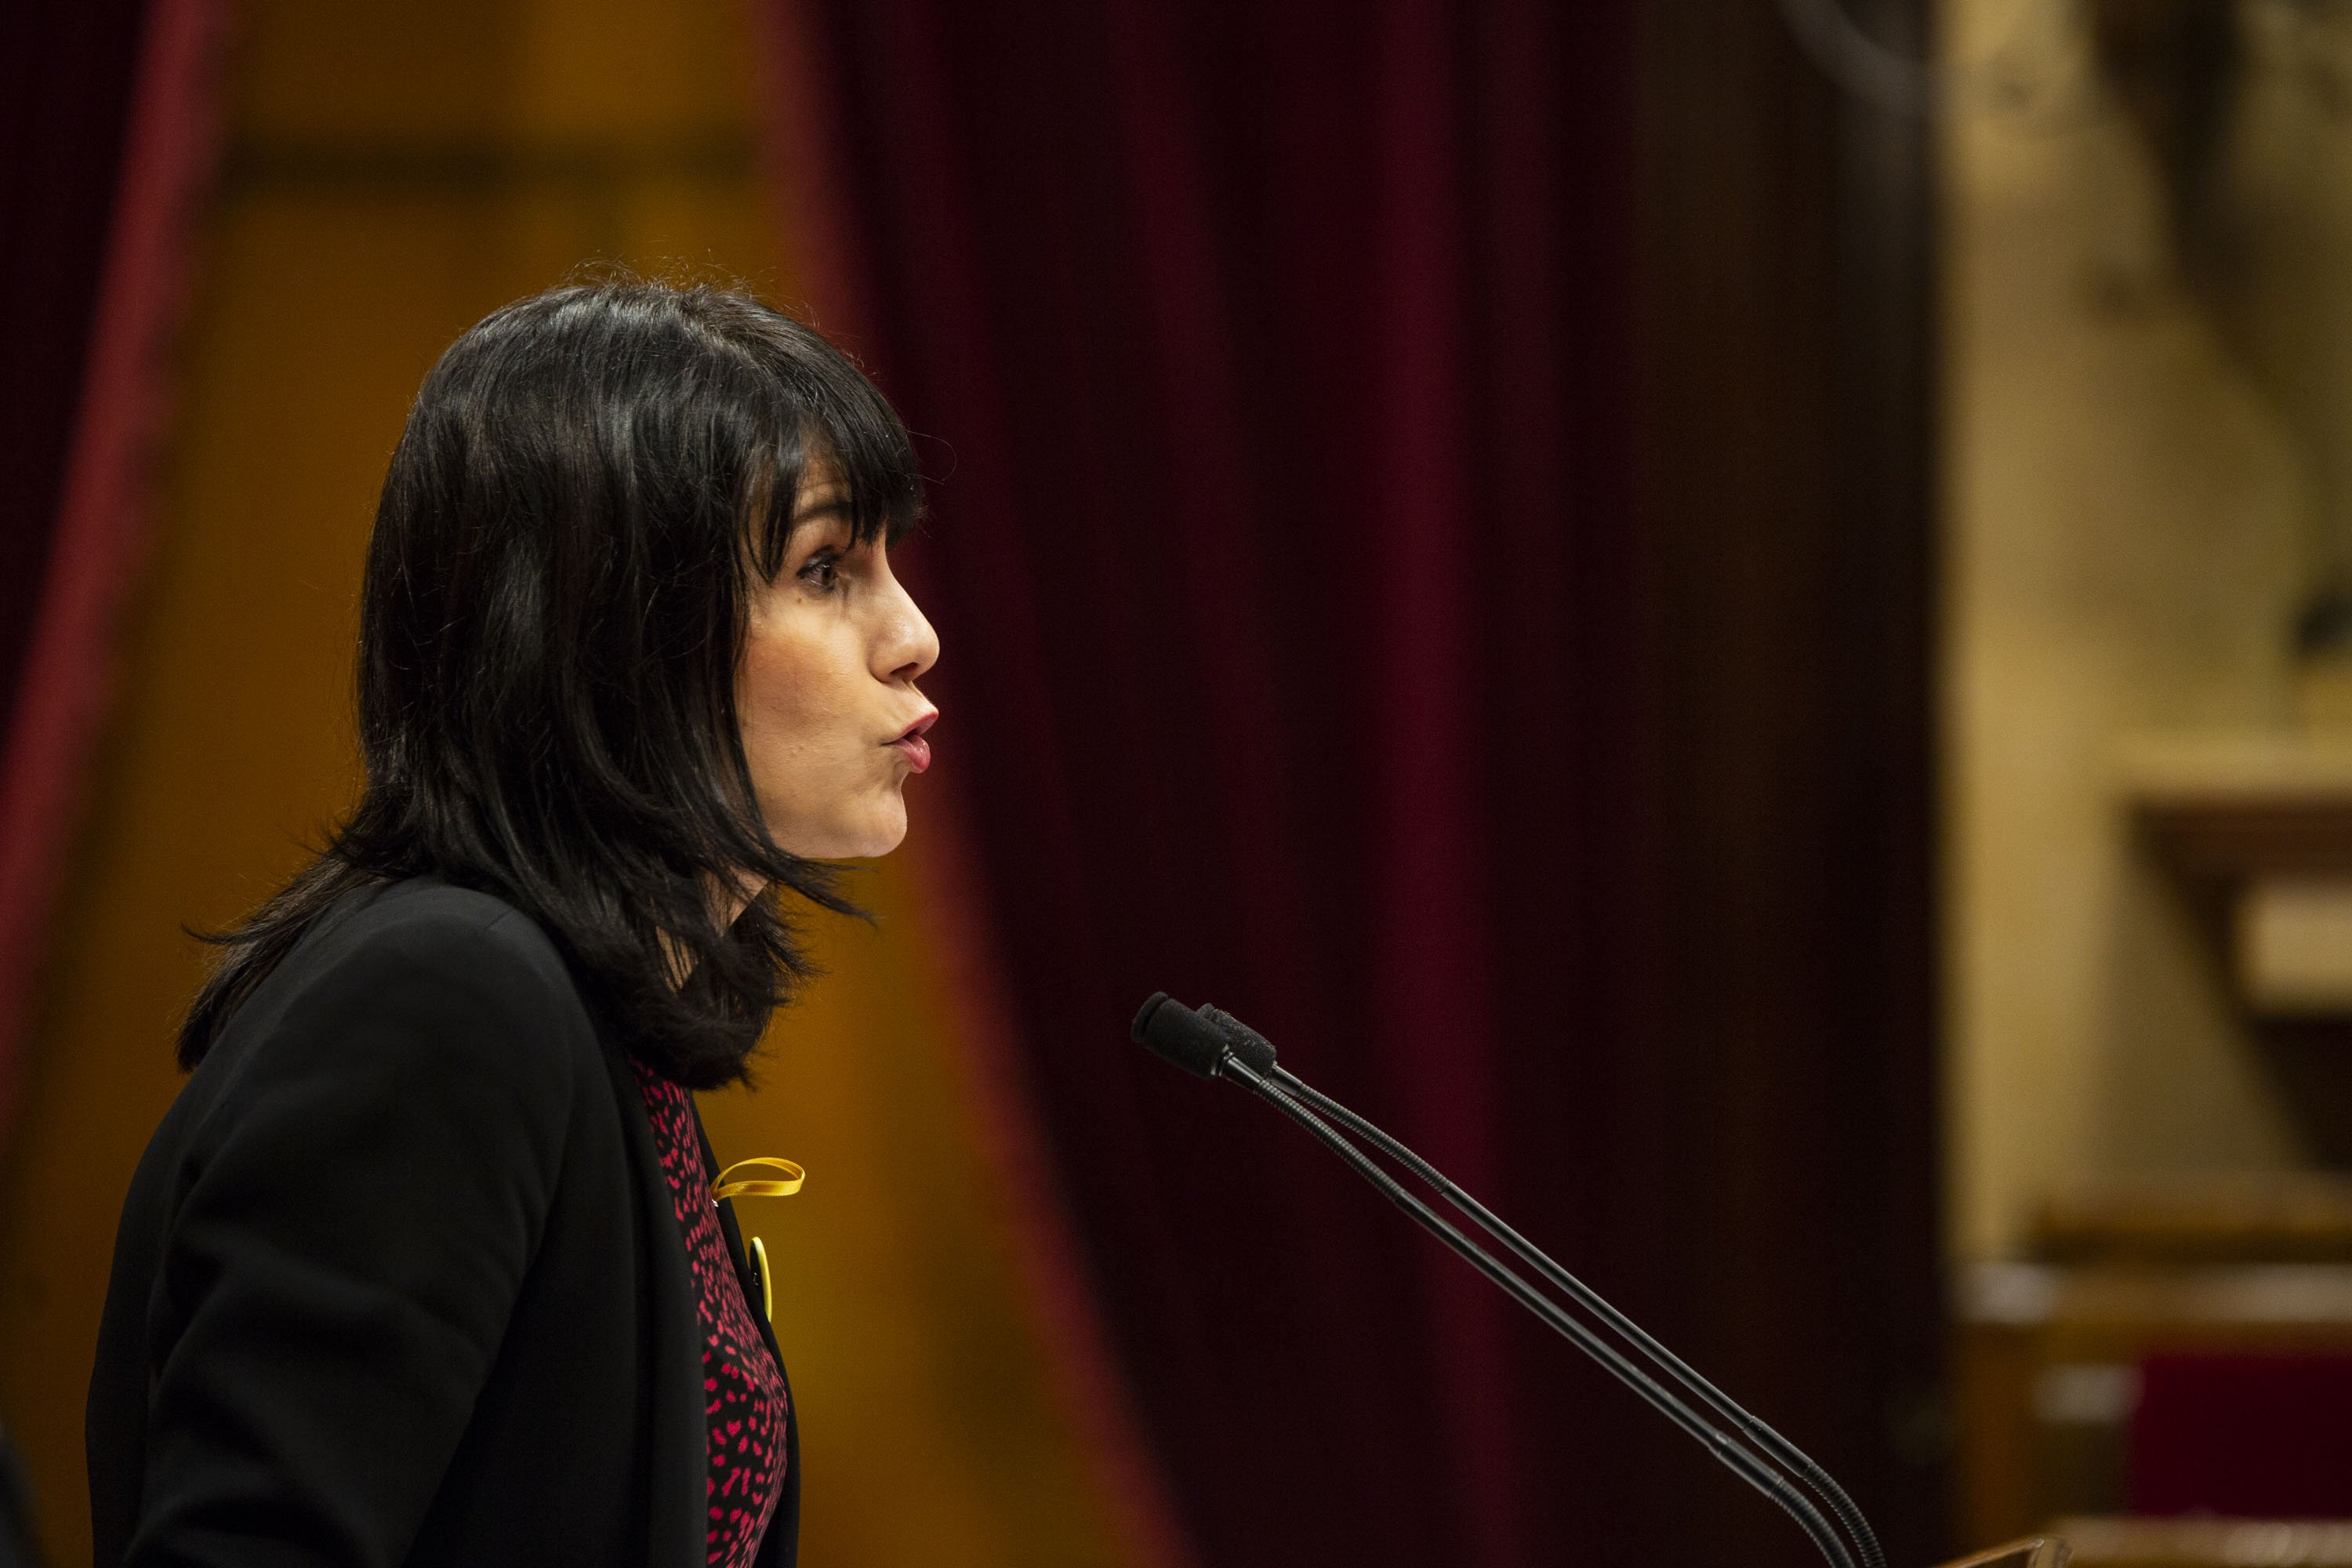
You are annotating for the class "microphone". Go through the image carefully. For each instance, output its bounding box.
[1127,992,1885,1568]
[1131,991,1272,1076]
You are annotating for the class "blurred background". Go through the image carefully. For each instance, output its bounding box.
[8,1,2352,1566]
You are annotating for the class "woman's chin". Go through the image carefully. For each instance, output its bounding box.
[778,800,907,861]
[860,805,911,858]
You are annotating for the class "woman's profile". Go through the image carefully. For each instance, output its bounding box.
[85,276,939,1568]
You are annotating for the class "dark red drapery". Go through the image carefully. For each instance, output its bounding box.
[0,0,231,1143]
[779,2,1945,1564]
[0,2,150,746]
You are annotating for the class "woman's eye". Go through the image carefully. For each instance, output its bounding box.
[797,554,841,591]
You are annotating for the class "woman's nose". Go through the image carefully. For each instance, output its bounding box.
[881,584,939,682]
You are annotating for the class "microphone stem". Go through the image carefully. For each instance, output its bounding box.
[1227,1060,1859,1568]
[1267,1065,1889,1568]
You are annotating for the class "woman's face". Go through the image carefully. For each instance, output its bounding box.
[737,456,939,861]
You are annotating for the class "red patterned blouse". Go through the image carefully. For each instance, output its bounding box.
[630,1059,790,1568]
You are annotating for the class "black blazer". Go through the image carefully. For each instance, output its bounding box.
[86,878,797,1568]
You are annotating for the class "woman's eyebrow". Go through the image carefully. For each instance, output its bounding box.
[779,500,856,554]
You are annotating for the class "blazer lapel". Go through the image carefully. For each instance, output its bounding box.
[601,1044,710,1568]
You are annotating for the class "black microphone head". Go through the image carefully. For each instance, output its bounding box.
[1131,993,1232,1079]
[1131,992,1174,1045]
[1197,1005,1277,1075]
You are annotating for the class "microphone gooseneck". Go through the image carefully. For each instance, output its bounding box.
[1127,993,1885,1568]
[1263,1060,1887,1568]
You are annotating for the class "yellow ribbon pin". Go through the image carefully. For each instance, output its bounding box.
[749,1236,774,1323]
[710,1156,805,1202]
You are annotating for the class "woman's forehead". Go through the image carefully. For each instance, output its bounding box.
[793,453,850,509]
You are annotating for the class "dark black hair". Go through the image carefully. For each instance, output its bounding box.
[180,276,925,1087]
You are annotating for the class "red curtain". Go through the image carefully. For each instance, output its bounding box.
[777,2,1945,1564]
[0,3,150,748]
[0,0,232,1142]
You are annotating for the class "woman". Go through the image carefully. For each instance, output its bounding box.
[85,277,939,1568]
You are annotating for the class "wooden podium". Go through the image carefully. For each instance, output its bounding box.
[1936,1540,2067,1568]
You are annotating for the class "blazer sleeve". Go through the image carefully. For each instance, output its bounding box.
[125,909,582,1568]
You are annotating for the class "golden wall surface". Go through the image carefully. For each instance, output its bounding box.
[1941,0,2314,1261]
[0,5,1130,1563]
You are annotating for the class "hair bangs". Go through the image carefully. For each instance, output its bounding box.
[739,378,924,587]
[819,372,927,549]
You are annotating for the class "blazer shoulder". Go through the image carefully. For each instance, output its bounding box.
[201,879,604,1122]
[328,877,564,964]
[290,879,579,1010]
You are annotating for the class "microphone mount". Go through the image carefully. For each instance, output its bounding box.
[1128,991,1886,1568]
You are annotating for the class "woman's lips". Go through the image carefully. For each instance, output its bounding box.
[888,710,938,773]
